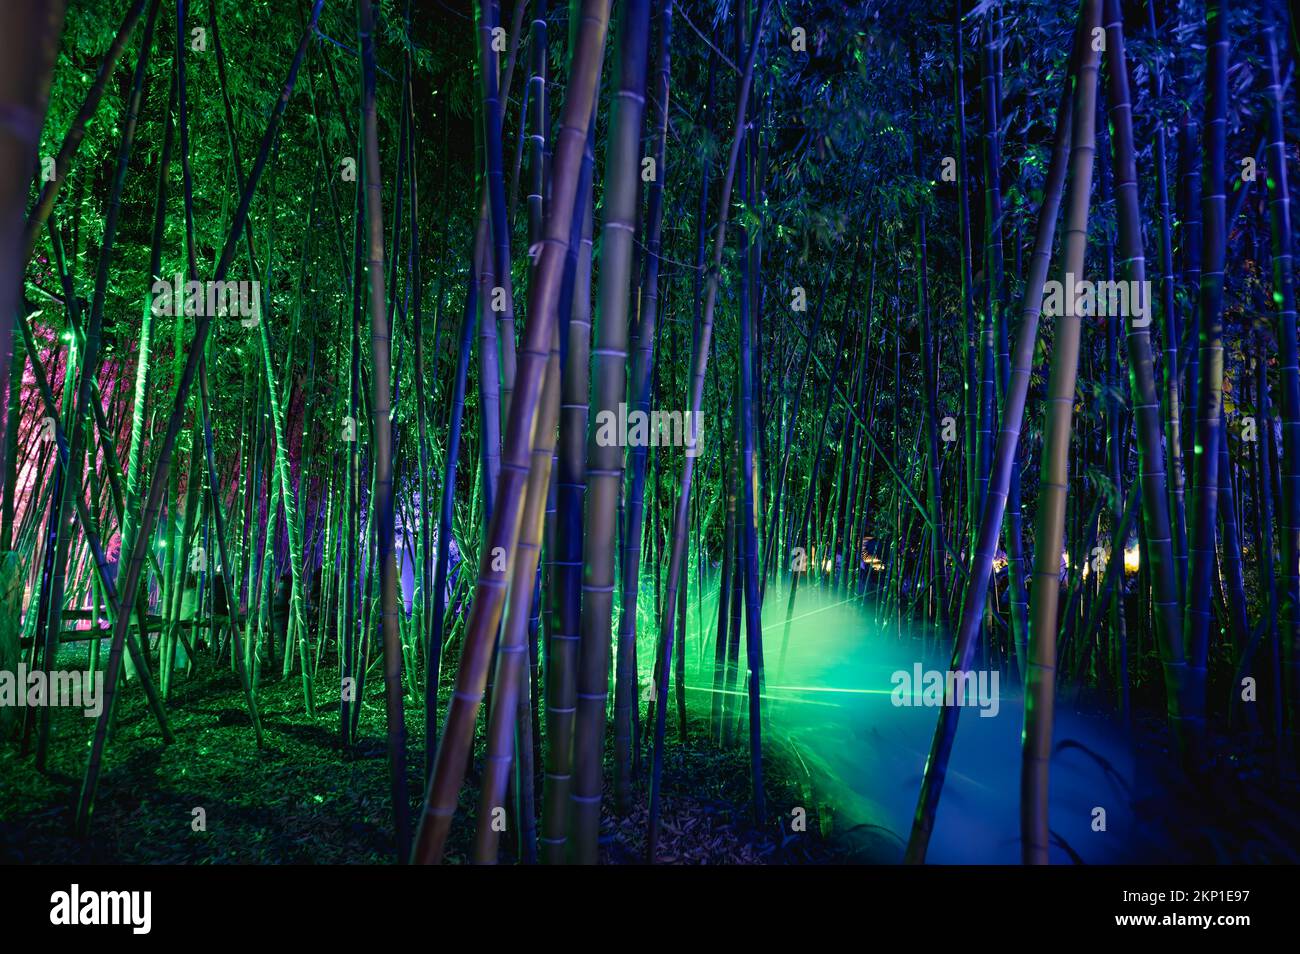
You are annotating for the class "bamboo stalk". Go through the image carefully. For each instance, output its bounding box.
[410,0,610,865]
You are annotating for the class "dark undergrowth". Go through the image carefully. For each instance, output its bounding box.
[7,643,1292,865]
[0,650,841,864]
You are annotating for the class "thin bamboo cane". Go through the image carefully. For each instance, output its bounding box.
[648,0,772,861]
[75,0,325,836]
[905,14,1081,864]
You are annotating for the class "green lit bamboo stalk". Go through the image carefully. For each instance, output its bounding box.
[211,0,314,712]
[20,0,143,266]
[75,0,325,837]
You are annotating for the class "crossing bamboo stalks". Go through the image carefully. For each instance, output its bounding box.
[905,9,1081,866]
[1021,0,1101,865]
[410,0,610,865]
[0,0,66,488]
[648,0,773,861]
[569,0,652,864]
[1102,0,1191,747]
[74,0,325,837]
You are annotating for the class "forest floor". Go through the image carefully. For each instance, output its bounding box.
[0,649,843,864]
[5,633,1298,864]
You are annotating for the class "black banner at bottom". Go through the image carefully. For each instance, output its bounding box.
[3,863,1286,941]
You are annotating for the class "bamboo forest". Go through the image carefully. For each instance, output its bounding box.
[1,0,1300,878]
